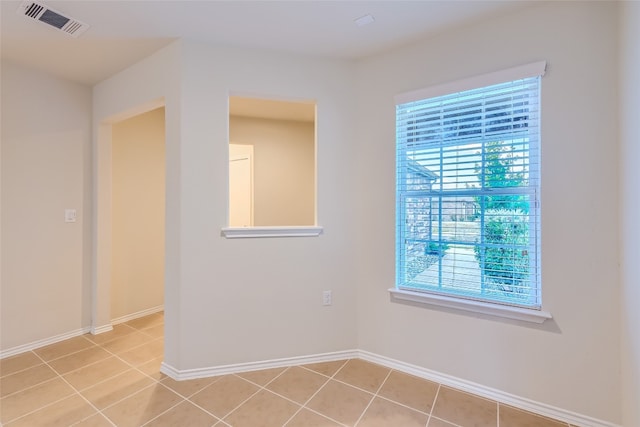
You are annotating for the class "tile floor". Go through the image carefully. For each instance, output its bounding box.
[0,313,576,427]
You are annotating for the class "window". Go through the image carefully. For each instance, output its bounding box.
[394,62,548,318]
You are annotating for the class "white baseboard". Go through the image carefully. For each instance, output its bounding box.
[0,307,163,359]
[357,350,620,427]
[91,324,114,335]
[111,305,164,325]
[0,327,91,359]
[160,348,619,427]
[160,349,358,380]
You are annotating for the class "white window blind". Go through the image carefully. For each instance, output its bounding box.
[395,63,544,309]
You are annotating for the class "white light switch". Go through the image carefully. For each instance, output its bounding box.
[322,290,332,306]
[65,209,77,223]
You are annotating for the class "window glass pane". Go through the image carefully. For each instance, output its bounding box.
[396,75,541,309]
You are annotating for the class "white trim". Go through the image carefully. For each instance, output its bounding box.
[91,324,114,335]
[395,60,547,105]
[159,361,181,379]
[159,348,617,427]
[0,327,91,359]
[357,351,619,427]
[389,288,552,324]
[111,305,164,325]
[221,226,323,239]
[160,349,358,381]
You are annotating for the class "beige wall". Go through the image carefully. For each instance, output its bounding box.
[229,116,314,226]
[354,2,621,424]
[619,2,640,426]
[1,62,92,350]
[94,42,358,372]
[111,107,165,320]
[175,43,358,370]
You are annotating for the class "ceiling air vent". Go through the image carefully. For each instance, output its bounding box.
[17,1,89,37]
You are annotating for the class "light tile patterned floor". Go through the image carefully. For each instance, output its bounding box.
[0,313,576,427]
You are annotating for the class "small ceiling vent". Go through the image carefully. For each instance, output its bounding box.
[17,1,89,37]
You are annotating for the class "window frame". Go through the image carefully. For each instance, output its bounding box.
[224,94,321,238]
[391,62,551,323]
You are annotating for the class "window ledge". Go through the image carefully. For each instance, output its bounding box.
[388,288,552,324]
[221,226,323,239]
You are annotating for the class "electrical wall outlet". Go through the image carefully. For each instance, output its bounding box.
[322,290,332,306]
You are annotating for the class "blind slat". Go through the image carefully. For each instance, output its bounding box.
[396,72,542,309]
[395,61,546,105]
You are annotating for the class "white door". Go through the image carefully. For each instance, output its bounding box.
[229,144,254,227]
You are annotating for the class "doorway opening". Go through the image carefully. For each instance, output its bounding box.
[110,107,166,323]
[93,100,166,333]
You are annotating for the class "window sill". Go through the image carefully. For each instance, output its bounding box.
[221,226,323,239]
[388,288,552,324]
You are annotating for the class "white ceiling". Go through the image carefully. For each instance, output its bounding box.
[0,1,534,86]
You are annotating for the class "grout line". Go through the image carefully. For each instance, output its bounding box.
[229,365,348,427]
[98,381,159,412]
[186,367,289,425]
[353,368,393,426]
[100,334,162,357]
[2,352,105,426]
[47,352,120,379]
[139,393,187,427]
[33,340,98,364]
[68,365,137,394]
[374,393,431,416]
[92,336,165,383]
[0,364,58,399]
[328,376,377,396]
[159,374,223,399]
[0,379,77,425]
[352,391,377,426]
[71,326,166,422]
[0,316,165,426]
[281,370,334,426]
[426,384,442,427]
[234,365,290,389]
[217,376,268,422]
[150,366,224,421]
[297,359,349,379]
[281,407,304,425]
[374,368,394,394]
[0,351,43,379]
[297,406,350,427]
[182,393,224,424]
[286,359,364,427]
[428,415,462,426]
[84,355,166,411]
[330,358,351,378]
[70,412,116,427]
[33,348,117,426]
[123,319,164,332]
